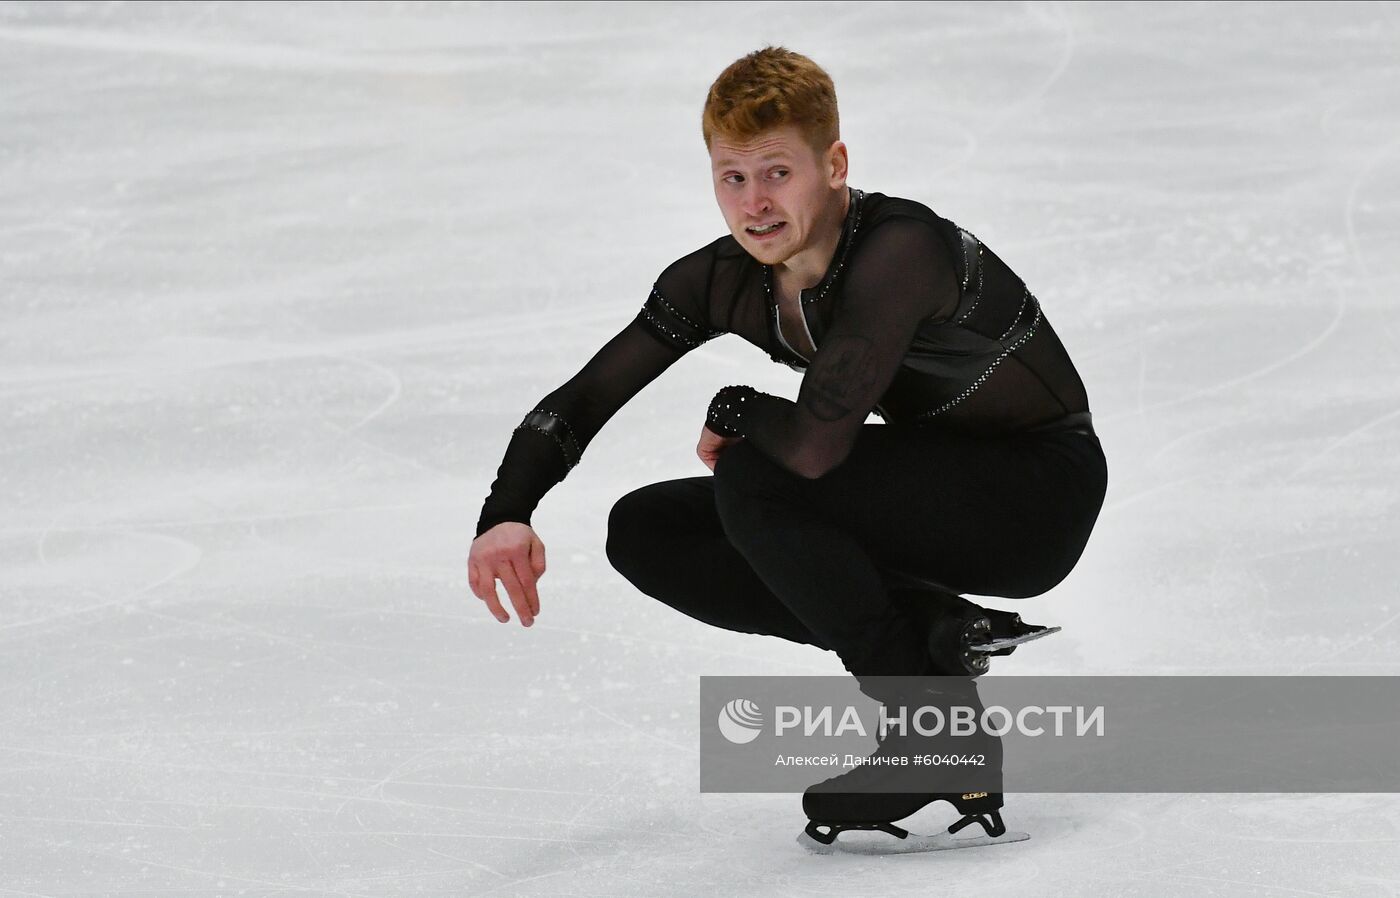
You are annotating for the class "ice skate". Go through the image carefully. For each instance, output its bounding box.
[897,588,1059,671]
[797,789,1029,855]
[967,607,1061,655]
[798,678,1026,855]
[926,607,996,676]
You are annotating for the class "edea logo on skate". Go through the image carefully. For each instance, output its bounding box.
[717,698,764,744]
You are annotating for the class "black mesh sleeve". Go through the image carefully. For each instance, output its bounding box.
[475,257,721,538]
[705,217,958,479]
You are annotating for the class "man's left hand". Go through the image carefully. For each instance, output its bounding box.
[697,425,743,471]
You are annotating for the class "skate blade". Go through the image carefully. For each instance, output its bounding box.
[797,828,1029,855]
[967,626,1061,653]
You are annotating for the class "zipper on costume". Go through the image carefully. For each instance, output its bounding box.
[772,298,809,365]
[795,290,819,357]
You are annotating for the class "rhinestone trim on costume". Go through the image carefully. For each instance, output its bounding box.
[638,285,722,350]
[762,187,865,309]
[959,227,970,290]
[651,288,706,332]
[957,230,986,324]
[514,408,582,469]
[762,188,864,369]
[999,287,1030,343]
[913,295,1043,421]
[706,384,760,438]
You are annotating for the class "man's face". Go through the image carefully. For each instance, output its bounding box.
[709,124,844,266]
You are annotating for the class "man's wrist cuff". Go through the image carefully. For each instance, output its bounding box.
[706,384,760,438]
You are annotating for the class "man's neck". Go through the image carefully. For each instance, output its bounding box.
[776,187,851,290]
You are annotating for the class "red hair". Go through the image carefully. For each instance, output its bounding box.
[702,46,840,158]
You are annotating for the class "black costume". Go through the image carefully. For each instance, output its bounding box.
[476,186,1106,683]
[477,185,1108,851]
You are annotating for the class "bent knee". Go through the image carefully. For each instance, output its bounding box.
[605,489,653,575]
[712,439,772,496]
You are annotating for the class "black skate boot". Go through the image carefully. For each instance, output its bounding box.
[799,789,1016,855]
[927,606,994,676]
[893,588,1058,668]
[797,678,1028,855]
[970,606,1062,657]
[893,588,993,676]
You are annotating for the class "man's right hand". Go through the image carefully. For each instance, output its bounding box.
[468,522,545,627]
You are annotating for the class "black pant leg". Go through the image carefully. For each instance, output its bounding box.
[606,424,1107,684]
[605,475,827,649]
[710,423,1107,682]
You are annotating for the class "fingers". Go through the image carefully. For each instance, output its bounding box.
[479,574,510,624]
[472,558,521,625]
[496,561,535,627]
[469,530,544,628]
[529,535,546,579]
[698,426,742,471]
[526,540,546,615]
[510,555,541,619]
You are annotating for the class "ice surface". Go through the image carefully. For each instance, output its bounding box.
[2,1,1398,895]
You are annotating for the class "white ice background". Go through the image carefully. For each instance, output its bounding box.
[2,1,1399,895]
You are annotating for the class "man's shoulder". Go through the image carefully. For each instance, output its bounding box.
[856,191,961,266]
[657,231,753,282]
[691,231,749,261]
[861,190,953,231]
[648,230,755,328]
